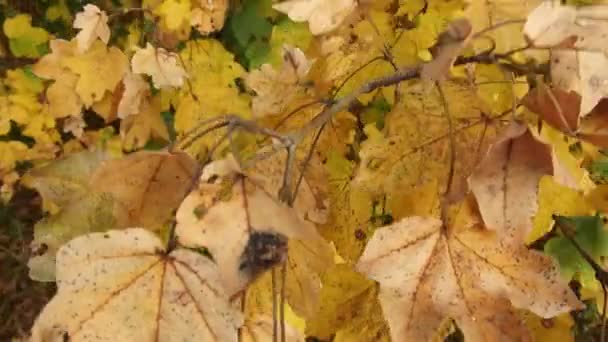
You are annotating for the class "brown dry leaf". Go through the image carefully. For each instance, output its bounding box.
[522,86,581,134]
[356,216,583,342]
[175,158,333,317]
[119,95,170,151]
[245,46,313,118]
[191,0,229,35]
[31,228,243,342]
[131,43,188,89]
[90,150,197,232]
[73,4,111,53]
[577,100,608,148]
[468,122,555,243]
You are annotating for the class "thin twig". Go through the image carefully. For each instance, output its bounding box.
[436,83,456,197]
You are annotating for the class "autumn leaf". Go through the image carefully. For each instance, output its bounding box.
[132,43,188,89]
[468,122,561,243]
[191,0,229,35]
[154,0,192,32]
[246,46,313,117]
[172,39,250,136]
[522,86,581,134]
[305,264,390,341]
[64,40,129,107]
[117,72,149,119]
[2,14,50,58]
[421,18,473,82]
[545,215,608,289]
[241,316,305,342]
[73,4,111,53]
[89,150,198,231]
[356,216,583,342]
[22,150,109,212]
[23,150,197,281]
[22,150,113,280]
[31,228,243,341]
[175,158,333,317]
[119,95,170,150]
[273,0,357,35]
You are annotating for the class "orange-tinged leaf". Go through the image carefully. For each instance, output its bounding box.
[523,87,581,134]
[31,228,243,341]
[90,150,197,232]
[356,216,583,342]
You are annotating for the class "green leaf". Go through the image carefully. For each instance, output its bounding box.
[3,14,50,58]
[545,215,608,287]
[222,0,273,69]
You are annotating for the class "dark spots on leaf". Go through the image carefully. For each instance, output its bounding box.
[239,231,288,281]
[355,229,366,241]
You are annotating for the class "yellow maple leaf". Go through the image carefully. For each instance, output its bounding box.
[2,14,49,58]
[120,95,169,150]
[173,39,250,134]
[0,141,29,174]
[63,40,129,107]
[154,0,192,31]
[45,73,83,118]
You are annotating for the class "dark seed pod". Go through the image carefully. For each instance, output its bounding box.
[239,231,288,281]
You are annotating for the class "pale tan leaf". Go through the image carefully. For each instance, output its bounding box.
[117,72,150,119]
[30,228,243,342]
[90,150,197,232]
[246,46,313,118]
[551,50,608,116]
[273,0,357,35]
[356,216,583,342]
[467,122,554,243]
[190,0,229,35]
[175,159,333,316]
[73,4,111,53]
[132,43,188,89]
